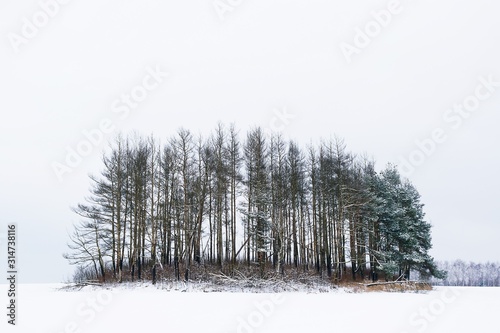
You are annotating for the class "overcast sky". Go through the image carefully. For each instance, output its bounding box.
[1,0,499,283]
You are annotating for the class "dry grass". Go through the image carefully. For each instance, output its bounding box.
[338,280,432,293]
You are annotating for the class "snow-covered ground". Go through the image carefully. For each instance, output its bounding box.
[1,283,498,332]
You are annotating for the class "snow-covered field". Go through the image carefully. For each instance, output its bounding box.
[1,283,498,332]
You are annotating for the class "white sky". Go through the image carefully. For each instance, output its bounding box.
[0,0,499,283]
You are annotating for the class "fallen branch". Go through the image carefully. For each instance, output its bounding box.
[59,281,103,291]
[366,281,430,288]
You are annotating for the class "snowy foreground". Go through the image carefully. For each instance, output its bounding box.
[1,283,498,333]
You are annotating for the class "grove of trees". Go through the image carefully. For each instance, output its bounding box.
[64,124,444,284]
[424,260,500,287]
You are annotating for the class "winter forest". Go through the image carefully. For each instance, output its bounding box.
[64,124,446,286]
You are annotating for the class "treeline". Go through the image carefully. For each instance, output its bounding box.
[423,261,500,287]
[64,124,444,284]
